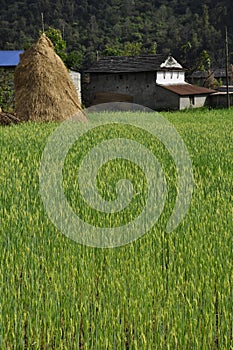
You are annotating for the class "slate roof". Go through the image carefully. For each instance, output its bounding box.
[217,85,233,92]
[86,54,184,73]
[0,50,23,67]
[159,83,216,95]
[191,68,232,78]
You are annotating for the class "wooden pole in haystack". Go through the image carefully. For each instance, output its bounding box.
[41,12,45,33]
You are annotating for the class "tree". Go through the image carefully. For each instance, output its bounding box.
[66,50,83,70]
[0,0,232,69]
[123,42,143,56]
[44,27,67,63]
[103,46,124,56]
[199,50,211,71]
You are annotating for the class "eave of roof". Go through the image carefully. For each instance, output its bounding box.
[158,83,216,95]
[0,50,24,67]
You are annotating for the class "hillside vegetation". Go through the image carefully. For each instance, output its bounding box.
[0,0,232,69]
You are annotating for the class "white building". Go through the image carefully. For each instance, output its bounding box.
[69,70,82,103]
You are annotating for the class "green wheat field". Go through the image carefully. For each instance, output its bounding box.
[1,108,233,349]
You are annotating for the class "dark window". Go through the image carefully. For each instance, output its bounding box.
[189,96,195,105]
[84,73,90,83]
[119,74,123,79]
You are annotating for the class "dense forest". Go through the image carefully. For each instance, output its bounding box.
[0,0,232,71]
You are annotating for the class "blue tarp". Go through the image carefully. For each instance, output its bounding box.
[0,50,24,67]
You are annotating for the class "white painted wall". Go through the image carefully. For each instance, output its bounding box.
[179,95,208,109]
[156,71,185,85]
[69,70,82,103]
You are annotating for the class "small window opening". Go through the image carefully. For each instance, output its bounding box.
[189,96,195,105]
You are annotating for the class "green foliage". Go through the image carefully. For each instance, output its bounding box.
[44,27,67,63]
[103,41,157,57]
[199,50,211,71]
[181,41,192,54]
[147,42,157,54]
[0,1,232,68]
[103,45,124,56]
[0,68,15,112]
[123,41,143,56]
[66,50,83,70]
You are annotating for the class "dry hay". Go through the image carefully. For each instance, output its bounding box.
[0,112,21,126]
[14,33,87,122]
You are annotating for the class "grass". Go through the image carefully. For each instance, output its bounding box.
[0,108,233,349]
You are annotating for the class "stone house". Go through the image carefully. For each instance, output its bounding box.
[189,66,233,87]
[82,55,215,110]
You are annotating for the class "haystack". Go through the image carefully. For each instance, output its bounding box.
[14,33,86,122]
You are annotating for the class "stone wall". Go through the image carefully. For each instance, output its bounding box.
[206,92,233,108]
[179,95,208,109]
[0,68,15,111]
[82,71,157,109]
[154,85,179,110]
